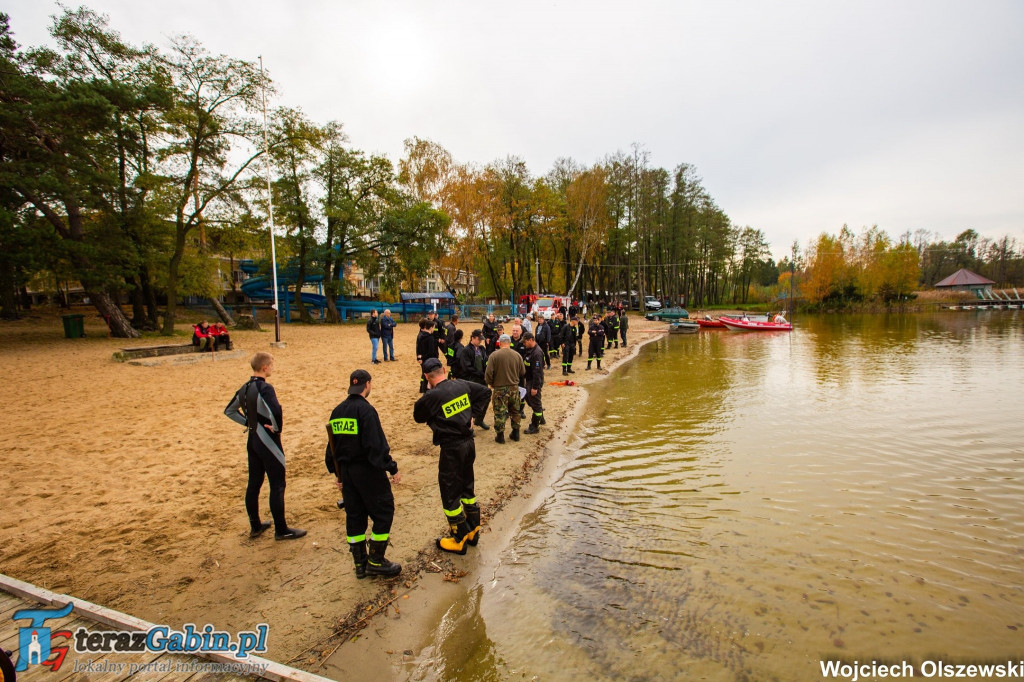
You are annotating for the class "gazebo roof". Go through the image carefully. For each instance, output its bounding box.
[934,268,995,288]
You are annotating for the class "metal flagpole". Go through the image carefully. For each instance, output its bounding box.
[259,56,283,346]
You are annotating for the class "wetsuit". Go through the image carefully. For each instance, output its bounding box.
[413,378,492,535]
[325,394,398,550]
[225,377,287,534]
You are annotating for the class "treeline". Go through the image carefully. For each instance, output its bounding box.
[4,9,1018,337]
[0,8,447,336]
[803,226,1023,306]
[0,7,778,338]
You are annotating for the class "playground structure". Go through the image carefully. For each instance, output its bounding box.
[237,260,473,322]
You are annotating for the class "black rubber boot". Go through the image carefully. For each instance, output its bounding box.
[597,360,602,370]
[464,504,481,547]
[249,521,271,538]
[366,539,402,577]
[586,361,592,370]
[614,341,619,348]
[495,431,505,444]
[540,415,547,425]
[562,367,568,376]
[524,416,540,434]
[437,520,472,555]
[474,417,490,430]
[350,541,368,579]
[567,367,575,374]
[510,428,520,442]
[274,527,307,541]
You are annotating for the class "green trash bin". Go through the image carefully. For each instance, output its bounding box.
[61,313,85,338]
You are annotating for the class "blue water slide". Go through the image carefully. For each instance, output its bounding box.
[240,274,328,307]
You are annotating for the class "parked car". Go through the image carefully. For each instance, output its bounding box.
[630,295,664,310]
[645,307,689,321]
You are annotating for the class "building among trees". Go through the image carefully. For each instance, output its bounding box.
[933,268,995,295]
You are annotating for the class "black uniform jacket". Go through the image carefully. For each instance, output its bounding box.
[325,394,397,476]
[413,378,492,445]
[456,343,488,383]
[535,322,552,347]
[589,320,607,343]
[560,323,578,347]
[524,344,545,390]
[416,330,438,363]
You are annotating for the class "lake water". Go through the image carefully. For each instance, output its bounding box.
[408,311,1024,681]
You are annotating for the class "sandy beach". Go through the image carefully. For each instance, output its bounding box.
[0,308,665,672]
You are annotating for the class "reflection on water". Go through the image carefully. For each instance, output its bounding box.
[410,312,1024,681]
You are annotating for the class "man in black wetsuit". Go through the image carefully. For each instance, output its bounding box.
[325,369,402,578]
[224,352,305,541]
[413,358,492,554]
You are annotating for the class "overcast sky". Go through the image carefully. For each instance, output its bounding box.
[7,0,1023,259]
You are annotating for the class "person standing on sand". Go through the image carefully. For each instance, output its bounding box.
[619,309,629,347]
[366,309,381,364]
[380,309,397,361]
[224,352,306,541]
[521,332,545,434]
[413,358,492,554]
[416,318,439,394]
[325,369,402,578]
[485,334,525,444]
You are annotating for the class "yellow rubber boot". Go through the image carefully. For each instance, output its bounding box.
[436,521,471,555]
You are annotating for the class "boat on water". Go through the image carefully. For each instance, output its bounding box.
[719,316,793,332]
[696,317,726,328]
[669,321,700,333]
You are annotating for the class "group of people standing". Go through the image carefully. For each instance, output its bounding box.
[225,305,632,583]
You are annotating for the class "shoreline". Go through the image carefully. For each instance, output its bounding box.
[0,308,667,675]
[318,329,668,680]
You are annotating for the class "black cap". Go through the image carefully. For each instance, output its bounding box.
[348,369,372,395]
[470,329,484,339]
[422,357,443,373]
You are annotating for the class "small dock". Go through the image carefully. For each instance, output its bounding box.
[0,574,330,681]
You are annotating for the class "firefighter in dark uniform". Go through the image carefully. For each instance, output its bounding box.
[482,313,498,352]
[224,352,305,540]
[535,316,553,369]
[325,369,401,578]
[549,312,565,364]
[413,358,492,554]
[430,310,447,358]
[561,316,579,375]
[522,332,545,433]
[416,318,439,393]
[610,310,621,348]
[568,303,583,355]
[619,310,629,346]
[603,311,616,350]
[587,313,606,370]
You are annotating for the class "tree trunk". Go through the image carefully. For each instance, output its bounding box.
[210,297,235,326]
[140,265,159,329]
[87,287,140,338]
[129,275,147,328]
[0,258,18,320]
